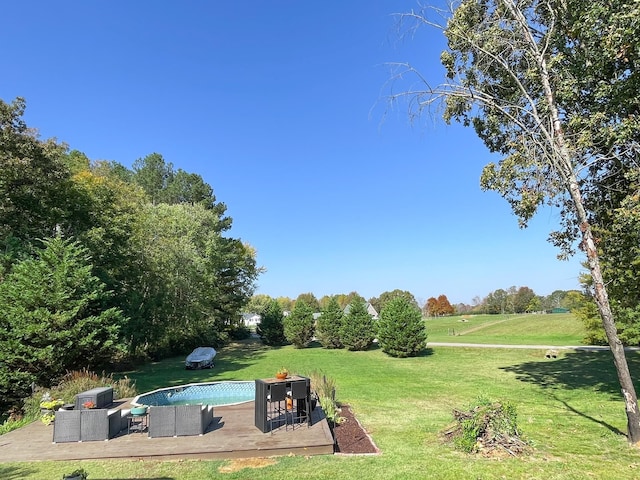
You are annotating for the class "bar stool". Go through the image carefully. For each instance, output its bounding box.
[267,383,287,433]
[288,380,311,428]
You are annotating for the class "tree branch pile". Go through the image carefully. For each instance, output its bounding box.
[442,400,530,456]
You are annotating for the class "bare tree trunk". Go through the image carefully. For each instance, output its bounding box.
[568,179,640,444]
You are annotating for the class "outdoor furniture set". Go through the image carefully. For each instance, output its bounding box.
[52,387,214,443]
[254,375,313,433]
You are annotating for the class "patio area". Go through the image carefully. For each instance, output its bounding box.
[0,401,335,462]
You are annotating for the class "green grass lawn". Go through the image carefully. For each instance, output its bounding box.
[3,314,640,479]
[426,312,586,345]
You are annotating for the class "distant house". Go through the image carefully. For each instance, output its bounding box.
[343,302,379,320]
[242,312,261,327]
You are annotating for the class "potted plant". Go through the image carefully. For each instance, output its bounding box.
[276,367,289,380]
[62,468,88,480]
[82,400,96,409]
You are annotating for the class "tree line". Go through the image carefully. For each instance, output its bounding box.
[255,293,427,359]
[0,97,260,414]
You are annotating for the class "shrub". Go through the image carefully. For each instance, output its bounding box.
[377,296,427,357]
[23,369,137,420]
[309,370,342,424]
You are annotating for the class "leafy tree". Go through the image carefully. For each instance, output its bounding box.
[335,291,364,309]
[341,297,375,351]
[132,153,173,205]
[484,289,508,315]
[527,296,542,313]
[316,296,344,349]
[0,97,73,259]
[541,290,567,311]
[513,287,536,313]
[124,202,259,356]
[275,296,294,312]
[563,291,587,312]
[392,0,640,441]
[245,294,273,316]
[163,169,215,207]
[377,296,427,357]
[257,299,286,346]
[587,170,640,344]
[0,237,125,411]
[70,168,146,313]
[375,289,419,313]
[436,294,455,316]
[424,294,454,316]
[294,292,320,312]
[283,300,315,348]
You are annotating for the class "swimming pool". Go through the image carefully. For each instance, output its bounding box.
[132,381,255,407]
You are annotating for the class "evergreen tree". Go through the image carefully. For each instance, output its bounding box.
[283,299,315,348]
[340,297,375,351]
[257,299,286,346]
[0,236,125,411]
[316,296,344,349]
[377,296,427,358]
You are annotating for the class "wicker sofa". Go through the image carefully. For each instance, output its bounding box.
[53,408,123,443]
[147,404,213,438]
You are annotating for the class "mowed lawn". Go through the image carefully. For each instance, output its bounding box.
[4,313,640,479]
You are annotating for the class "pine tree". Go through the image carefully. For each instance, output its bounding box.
[283,300,315,348]
[0,236,125,411]
[340,297,375,351]
[316,296,344,349]
[257,299,286,346]
[377,296,427,357]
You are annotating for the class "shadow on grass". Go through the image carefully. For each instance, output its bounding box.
[0,465,38,480]
[552,393,626,436]
[502,349,640,437]
[501,350,640,397]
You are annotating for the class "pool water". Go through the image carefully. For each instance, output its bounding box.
[132,381,255,407]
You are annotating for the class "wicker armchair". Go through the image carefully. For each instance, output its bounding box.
[148,404,213,438]
[53,409,122,443]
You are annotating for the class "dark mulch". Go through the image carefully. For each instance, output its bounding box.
[331,404,378,454]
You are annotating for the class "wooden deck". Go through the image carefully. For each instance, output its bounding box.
[0,401,335,462]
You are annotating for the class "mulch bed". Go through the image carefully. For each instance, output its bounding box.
[331,404,379,454]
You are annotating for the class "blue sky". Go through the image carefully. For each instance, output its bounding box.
[4,1,583,305]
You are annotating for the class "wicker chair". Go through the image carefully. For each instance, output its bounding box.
[148,405,213,438]
[53,409,122,443]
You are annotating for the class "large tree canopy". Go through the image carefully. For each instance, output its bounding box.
[0,97,262,414]
[391,0,640,443]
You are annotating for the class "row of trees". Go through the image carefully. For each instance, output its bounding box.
[472,288,583,315]
[0,98,260,413]
[248,287,582,318]
[256,294,427,358]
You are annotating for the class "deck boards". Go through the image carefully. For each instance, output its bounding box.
[0,401,334,462]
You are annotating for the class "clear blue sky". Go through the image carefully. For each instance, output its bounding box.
[4,1,583,305]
